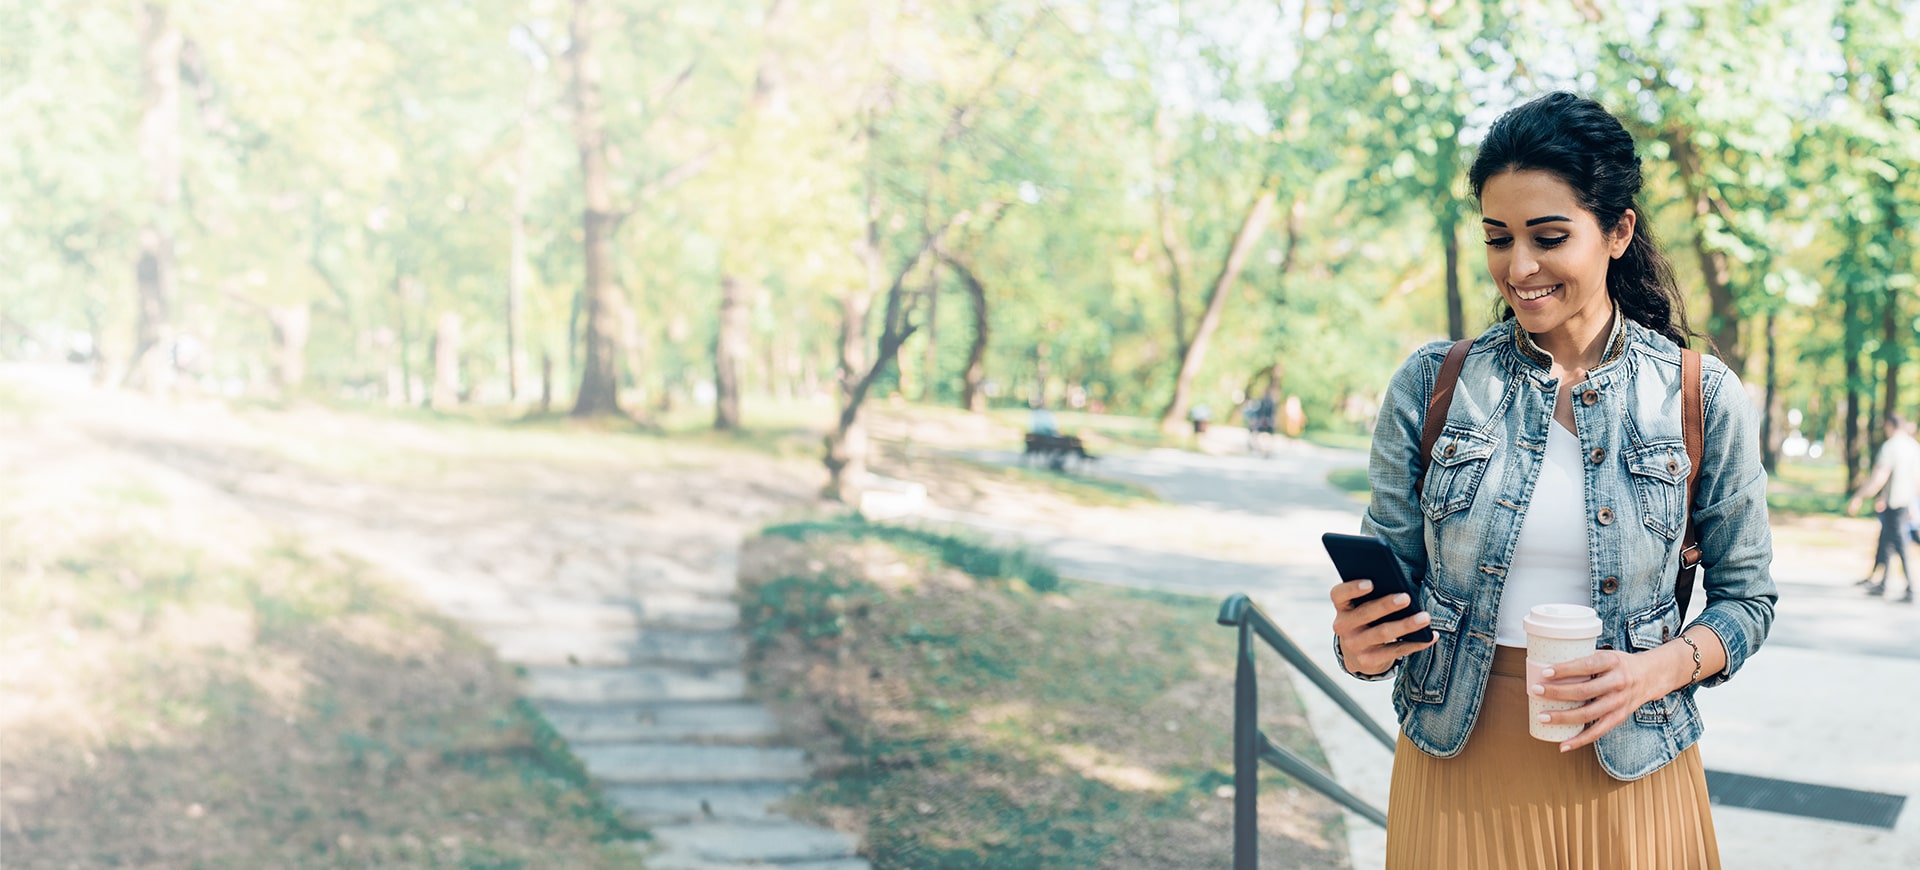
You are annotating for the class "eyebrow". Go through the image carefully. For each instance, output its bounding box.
[1481,215,1573,228]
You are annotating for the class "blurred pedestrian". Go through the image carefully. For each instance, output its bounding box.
[1848,414,1919,602]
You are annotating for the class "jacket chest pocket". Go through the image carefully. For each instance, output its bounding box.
[1625,442,1691,540]
[1422,429,1498,524]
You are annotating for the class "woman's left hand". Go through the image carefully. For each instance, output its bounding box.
[1531,650,1671,752]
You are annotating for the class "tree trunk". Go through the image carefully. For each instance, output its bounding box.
[919,261,940,401]
[432,312,462,410]
[946,253,990,413]
[567,0,623,417]
[506,76,537,403]
[270,304,310,393]
[1845,282,1864,492]
[820,131,956,502]
[822,286,873,503]
[540,352,554,414]
[395,272,416,406]
[1665,130,1744,373]
[1760,310,1779,474]
[1159,188,1278,433]
[1153,110,1194,362]
[714,275,748,430]
[1441,209,1465,340]
[127,1,181,390]
[1885,287,1903,434]
[823,135,883,504]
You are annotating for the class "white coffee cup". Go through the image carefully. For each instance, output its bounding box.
[1522,603,1604,743]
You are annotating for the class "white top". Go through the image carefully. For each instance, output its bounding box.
[1496,422,1594,647]
[1874,432,1920,510]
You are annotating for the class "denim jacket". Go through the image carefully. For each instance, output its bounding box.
[1354,314,1776,781]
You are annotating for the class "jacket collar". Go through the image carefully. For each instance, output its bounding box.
[1508,302,1628,373]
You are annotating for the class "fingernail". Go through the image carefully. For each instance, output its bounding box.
[1357,580,1372,592]
[1541,668,1555,678]
[1415,612,1431,624]
[1560,744,1572,753]
[1394,593,1410,605]
[1529,684,1544,695]
[1536,714,1550,724]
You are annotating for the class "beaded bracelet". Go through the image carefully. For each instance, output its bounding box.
[1678,633,1703,684]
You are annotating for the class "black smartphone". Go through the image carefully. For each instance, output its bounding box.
[1322,532,1433,643]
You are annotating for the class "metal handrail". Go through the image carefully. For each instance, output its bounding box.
[1217,593,1394,869]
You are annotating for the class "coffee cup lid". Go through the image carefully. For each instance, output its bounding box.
[1522,603,1602,639]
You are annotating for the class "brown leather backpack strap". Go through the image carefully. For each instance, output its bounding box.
[1415,339,1475,499]
[1677,348,1704,615]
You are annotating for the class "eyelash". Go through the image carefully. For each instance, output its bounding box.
[1485,236,1570,249]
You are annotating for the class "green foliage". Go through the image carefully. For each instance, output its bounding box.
[1,0,1912,480]
[762,515,1062,593]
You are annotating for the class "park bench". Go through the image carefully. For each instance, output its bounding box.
[1023,432,1094,471]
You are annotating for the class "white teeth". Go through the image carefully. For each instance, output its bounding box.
[1516,284,1560,301]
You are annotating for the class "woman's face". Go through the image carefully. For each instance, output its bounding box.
[1480,169,1634,340]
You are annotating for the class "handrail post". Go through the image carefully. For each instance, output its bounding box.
[1234,619,1258,870]
[1219,591,1393,854]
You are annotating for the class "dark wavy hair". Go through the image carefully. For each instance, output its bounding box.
[1468,92,1695,349]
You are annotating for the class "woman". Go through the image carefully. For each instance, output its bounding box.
[1328,92,1776,868]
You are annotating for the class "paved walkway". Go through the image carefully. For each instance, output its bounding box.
[34,364,869,870]
[939,434,1920,869]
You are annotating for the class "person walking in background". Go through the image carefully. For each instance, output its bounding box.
[1328,93,1775,869]
[1245,388,1277,456]
[1848,414,1919,602]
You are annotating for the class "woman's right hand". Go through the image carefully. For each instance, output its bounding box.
[1329,580,1437,676]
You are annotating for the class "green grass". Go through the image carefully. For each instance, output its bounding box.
[951,457,1162,507]
[1327,467,1371,498]
[740,528,1348,869]
[1768,459,1849,517]
[3,482,642,867]
[1302,427,1374,452]
[763,515,1062,593]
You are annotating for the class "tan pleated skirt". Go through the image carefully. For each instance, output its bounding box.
[1384,646,1720,870]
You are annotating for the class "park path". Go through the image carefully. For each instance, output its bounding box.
[21,364,869,870]
[929,430,1920,870]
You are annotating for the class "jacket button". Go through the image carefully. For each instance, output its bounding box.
[1668,459,1680,474]
[1591,447,1607,464]
[1598,642,1614,651]
[1602,576,1620,594]
[1597,507,1615,525]
[1444,444,1456,458]
[1662,625,1672,641]
[1581,389,1600,406]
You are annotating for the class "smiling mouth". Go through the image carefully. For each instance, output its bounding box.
[1514,284,1562,301]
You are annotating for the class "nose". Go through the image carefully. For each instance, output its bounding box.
[1507,246,1540,284]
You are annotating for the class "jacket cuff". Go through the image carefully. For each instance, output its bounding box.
[1686,615,1743,688]
[1334,635,1396,681]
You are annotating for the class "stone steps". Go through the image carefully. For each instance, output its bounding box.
[533,700,781,744]
[522,665,745,704]
[639,821,865,869]
[604,781,800,826]
[458,595,740,633]
[486,627,743,667]
[574,743,811,785]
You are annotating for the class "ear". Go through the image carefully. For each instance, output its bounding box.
[1609,209,1637,259]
